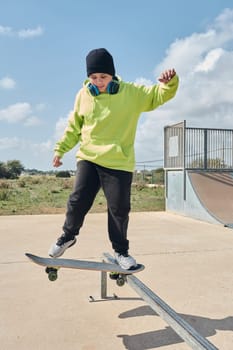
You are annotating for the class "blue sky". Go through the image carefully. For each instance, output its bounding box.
[1,0,233,170]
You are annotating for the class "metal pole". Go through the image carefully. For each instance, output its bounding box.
[204,129,208,170]
[101,270,107,299]
[126,275,217,350]
[103,253,217,350]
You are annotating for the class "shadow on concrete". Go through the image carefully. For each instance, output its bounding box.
[118,306,233,349]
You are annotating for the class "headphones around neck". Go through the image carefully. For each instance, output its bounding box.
[87,76,120,96]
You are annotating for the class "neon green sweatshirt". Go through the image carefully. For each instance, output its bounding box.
[54,75,179,172]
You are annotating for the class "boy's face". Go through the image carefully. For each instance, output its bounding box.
[89,73,113,93]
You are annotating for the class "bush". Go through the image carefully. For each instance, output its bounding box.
[0,181,10,189]
[0,189,10,201]
[18,180,26,188]
[135,182,146,191]
[62,179,73,189]
[56,171,71,178]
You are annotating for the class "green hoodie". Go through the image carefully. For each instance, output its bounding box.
[54,75,179,172]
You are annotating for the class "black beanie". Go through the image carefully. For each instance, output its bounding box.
[86,48,115,77]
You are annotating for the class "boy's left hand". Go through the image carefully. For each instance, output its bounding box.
[158,69,176,83]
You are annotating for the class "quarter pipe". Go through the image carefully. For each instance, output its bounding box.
[166,170,233,226]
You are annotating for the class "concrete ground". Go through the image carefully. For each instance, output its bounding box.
[1,211,233,350]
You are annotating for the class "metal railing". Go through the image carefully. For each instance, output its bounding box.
[164,121,233,170]
[185,127,233,170]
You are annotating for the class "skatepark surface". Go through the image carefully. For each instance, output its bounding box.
[1,211,233,349]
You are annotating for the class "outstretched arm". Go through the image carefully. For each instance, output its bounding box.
[135,68,178,112]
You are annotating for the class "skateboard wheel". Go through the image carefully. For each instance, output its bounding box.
[45,267,58,281]
[48,270,58,281]
[116,276,125,287]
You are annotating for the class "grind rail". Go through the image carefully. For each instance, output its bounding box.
[101,253,218,350]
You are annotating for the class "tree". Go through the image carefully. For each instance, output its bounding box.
[6,160,24,178]
[0,162,8,178]
[0,160,24,179]
[152,168,164,184]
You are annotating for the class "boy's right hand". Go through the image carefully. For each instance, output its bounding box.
[158,69,176,83]
[53,156,63,168]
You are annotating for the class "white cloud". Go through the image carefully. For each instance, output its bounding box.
[0,25,12,36]
[135,8,233,165]
[134,77,153,86]
[54,112,72,139]
[194,48,224,72]
[0,102,43,126]
[0,137,52,153]
[0,137,21,150]
[0,136,56,169]
[0,76,16,89]
[154,9,233,76]
[0,25,43,39]
[0,107,72,169]
[18,26,43,39]
[0,103,32,123]
[32,140,52,153]
[24,116,42,127]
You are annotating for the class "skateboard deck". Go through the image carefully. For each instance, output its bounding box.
[25,253,144,282]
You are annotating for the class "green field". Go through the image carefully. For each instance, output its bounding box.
[0,176,165,215]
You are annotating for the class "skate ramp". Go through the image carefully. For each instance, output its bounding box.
[188,171,233,226]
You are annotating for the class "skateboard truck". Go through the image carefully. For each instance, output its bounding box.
[109,272,126,286]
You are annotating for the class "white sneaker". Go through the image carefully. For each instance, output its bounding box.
[114,252,137,270]
[48,233,76,258]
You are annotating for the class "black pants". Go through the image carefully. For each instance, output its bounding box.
[63,160,133,254]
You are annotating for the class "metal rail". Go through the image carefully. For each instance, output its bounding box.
[103,253,218,350]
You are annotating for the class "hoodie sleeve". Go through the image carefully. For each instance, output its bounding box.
[54,92,84,158]
[135,74,179,112]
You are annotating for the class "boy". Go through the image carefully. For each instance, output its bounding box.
[49,48,179,269]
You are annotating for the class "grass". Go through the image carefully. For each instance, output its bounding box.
[0,176,165,215]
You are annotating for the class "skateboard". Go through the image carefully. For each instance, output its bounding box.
[25,253,144,286]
